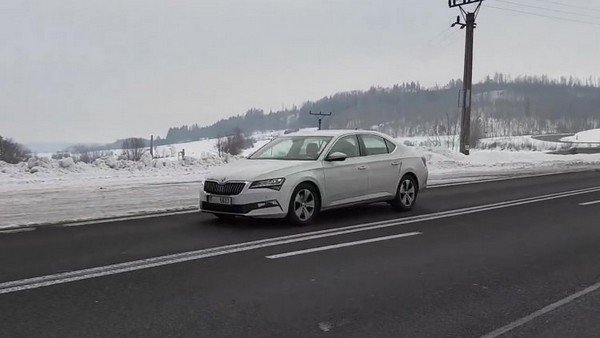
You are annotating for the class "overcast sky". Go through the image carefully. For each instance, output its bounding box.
[1,0,599,143]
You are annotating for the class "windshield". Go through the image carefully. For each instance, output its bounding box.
[249,136,332,160]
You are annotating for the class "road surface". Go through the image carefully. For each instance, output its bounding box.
[1,170,600,337]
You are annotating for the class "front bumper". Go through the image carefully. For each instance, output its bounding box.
[199,186,289,218]
[201,200,282,215]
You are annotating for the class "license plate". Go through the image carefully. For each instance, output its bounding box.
[208,196,232,205]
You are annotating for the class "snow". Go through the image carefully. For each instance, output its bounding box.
[421,147,600,184]
[1,132,600,229]
[561,128,600,143]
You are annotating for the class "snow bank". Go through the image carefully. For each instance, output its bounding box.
[2,132,600,229]
[0,152,235,191]
[420,146,600,185]
[476,135,569,152]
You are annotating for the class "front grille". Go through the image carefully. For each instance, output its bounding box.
[204,181,246,195]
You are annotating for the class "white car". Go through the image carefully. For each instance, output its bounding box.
[200,130,428,225]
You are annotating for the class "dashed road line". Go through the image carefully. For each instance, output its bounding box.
[579,199,600,206]
[266,232,422,259]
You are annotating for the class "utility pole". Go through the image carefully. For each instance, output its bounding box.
[449,0,483,155]
[309,111,332,130]
[150,135,154,158]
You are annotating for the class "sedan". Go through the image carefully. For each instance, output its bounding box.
[199,129,428,225]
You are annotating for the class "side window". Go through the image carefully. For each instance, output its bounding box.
[361,135,389,155]
[385,139,397,153]
[328,135,360,158]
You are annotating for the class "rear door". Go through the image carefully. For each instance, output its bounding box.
[322,135,369,206]
[359,134,401,197]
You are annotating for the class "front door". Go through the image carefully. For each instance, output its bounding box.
[322,135,368,206]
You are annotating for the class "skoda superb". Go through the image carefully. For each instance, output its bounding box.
[200,130,428,225]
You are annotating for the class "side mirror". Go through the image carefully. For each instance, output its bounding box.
[325,152,348,162]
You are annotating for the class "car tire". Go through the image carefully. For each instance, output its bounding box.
[391,174,418,211]
[287,183,320,226]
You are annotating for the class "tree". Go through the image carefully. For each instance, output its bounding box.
[0,136,31,164]
[215,128,254,156]
[122,138,146,161]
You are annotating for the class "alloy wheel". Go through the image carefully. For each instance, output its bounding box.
[399,179,416,207]
[294,189,315,221]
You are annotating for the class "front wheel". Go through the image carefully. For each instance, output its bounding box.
[287,183,320,226]
[391,175,418,211]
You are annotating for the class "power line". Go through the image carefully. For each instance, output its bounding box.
[439,29,462,51]
[486,4,600,26]
[492,0,600,20]
[530,0,600,13]
[425,24,455,46]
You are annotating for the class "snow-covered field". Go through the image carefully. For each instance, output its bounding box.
[1,133,599,229]
[561,128,600,143]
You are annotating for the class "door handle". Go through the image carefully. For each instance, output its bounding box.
[391,162,400,166]
[357,165,367,170]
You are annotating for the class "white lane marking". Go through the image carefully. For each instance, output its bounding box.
[60,209,199,227]
[481,281,600,338]
[1,186,599,295]
[579,199,600,206]
[266,232,421,259]
[0,209,199,232]
[0,228,36,234]
[428,170,586,189]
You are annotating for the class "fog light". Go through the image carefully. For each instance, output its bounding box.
[258,200,279,208]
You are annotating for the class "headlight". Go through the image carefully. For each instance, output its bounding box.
[249,178,286,190]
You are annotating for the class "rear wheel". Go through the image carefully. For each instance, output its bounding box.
[287,183,320,226]
[391,175,418,211]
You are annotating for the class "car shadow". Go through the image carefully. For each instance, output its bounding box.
[201,202,423,231]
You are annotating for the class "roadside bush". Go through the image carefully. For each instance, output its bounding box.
[51,151,71,160]
[216,128,255,156]
[68,144,112,163]
[0,136,31,164]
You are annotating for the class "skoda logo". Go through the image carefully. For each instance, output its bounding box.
[218,177,227,185]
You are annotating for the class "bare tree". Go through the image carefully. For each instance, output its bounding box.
[69,144,108,163]
[445,111,460,151]
[122,138,146,161]
[0,136,31,164]
[470,117,485,147]
[215,135,225,157]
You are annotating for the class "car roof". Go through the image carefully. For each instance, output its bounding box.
[286,129,386,138]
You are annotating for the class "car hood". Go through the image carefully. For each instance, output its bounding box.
[205,159,314,182]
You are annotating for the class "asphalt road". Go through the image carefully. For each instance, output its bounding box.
[1,170,600,337]
[531,133,574,143]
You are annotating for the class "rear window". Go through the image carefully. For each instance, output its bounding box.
[385,139,396,153]
[361,135,389,155]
